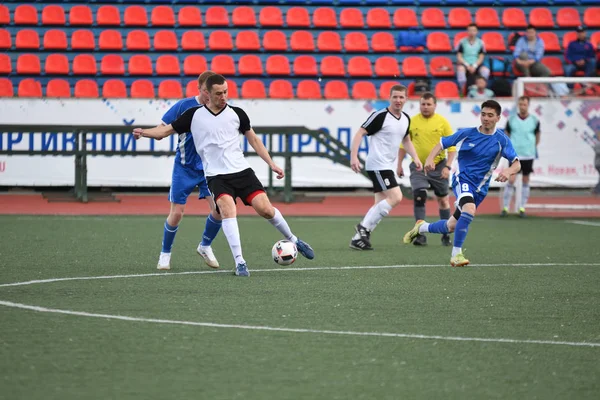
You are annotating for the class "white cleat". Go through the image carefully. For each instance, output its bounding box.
[197,244,220,269]
[157,252,171,270]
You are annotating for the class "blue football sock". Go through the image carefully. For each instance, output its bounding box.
[201,214,222,246]
[453,212,474,248]
[428,219,450,234]
[162,221,179,253]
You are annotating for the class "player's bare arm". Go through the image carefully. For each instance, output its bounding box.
[442,149,457,179]
[350,127,368,173]
[397,147,407,177]
[132,125,175,141]
[402,135,422,171]
[496,159,521,182]
[425,143,444,173]
[245,128,284,179]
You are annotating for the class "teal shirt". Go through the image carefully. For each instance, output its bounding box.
[505,114,540,159]
[457,37,486,65]
[467,87,495,99]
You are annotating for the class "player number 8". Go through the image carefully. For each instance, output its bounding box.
[461,183,469,192]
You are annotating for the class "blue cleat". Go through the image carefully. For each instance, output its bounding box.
[235,262,250,277]
[295,239,315,260]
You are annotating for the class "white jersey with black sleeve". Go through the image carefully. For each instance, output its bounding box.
[171,104,252,177]
[361,108,411,171]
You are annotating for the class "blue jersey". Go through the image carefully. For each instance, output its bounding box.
[441,127,518,196]
[162,97,204,170]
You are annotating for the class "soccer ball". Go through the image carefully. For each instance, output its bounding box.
[272,240,298,266]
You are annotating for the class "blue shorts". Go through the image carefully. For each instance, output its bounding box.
[452,177,486,210]
[168,162,211,205]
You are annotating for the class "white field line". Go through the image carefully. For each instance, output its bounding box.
[565,220,600,227]
[1,263,600,288]
[0,300,598,348]
[527,203,600,210]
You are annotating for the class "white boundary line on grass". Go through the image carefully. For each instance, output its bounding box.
[1,263,600,349]
[565,220,600,227]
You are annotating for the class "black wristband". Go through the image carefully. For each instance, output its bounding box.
[444,166,452,170]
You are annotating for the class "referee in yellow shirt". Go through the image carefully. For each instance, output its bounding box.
[398,92,456,246]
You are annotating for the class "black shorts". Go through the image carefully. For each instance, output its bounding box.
[207,168,265,210]
[367,170,398,193]
[519,159,534,176]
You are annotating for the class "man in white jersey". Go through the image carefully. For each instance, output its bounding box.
[133,74,314,277]
[349,84,422,250]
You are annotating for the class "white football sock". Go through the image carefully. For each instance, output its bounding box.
[222,218,245,264]
[419,222,430,233]
[360,199,393,231]
[268,208,297,243]
[452,247,462,257]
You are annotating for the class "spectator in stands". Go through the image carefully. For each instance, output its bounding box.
[564,26,597,78]
[513,25,551,77]
[594,131,600,196]
[467,76,495,99]
[456,24,490,93]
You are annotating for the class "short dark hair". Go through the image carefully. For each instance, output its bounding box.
[467,23,477,29]
[389,84,407,96]
[197,70,216,87]
[481,100,502,116]
[518,95,531,103]
[420,92,437,103]
[206,74,226,92]
[526,24,536,31]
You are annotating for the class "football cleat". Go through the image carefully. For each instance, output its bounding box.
[349,238,373,251]
[157,252,171,270]
[403,220,425,244]
[450,252,470,267]
[295,239,315,260]
[197,244,220,268]
[234,262,249,277]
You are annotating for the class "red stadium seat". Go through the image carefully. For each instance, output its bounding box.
[429,56,455,77]
[448,8,472,28]
[99,30,123,50]
[421,8,445,28]
[15,30,39,50]
[236,31,260,51]
[158,80,183,99]
[374,56,400,77]
[269,80,293,99]
[259,6,283,27]
[352,81,377,99]
[503,8,527,29]
[205,6,229,26]
[73,54,97,75]
[340,8,364,28]
[0,29,10,50]
[156,55,180,75]
[539,32,560,52]
[185,80,198,97]
[347,56,373,77]
[97,5,121,26]
[181,31,205,51]
[126,30,150,51]
[151,6,175,26]
[290,31,314,52]
[154,31,178,51]
[529,8,553,28]
[46,79,71,98]
[43,30,67,50]
[435,81,460,99]
[45,54,69,74]
[591,32,600,49]
[286,7,310,28]
[0,5,9,25]
[241,80,266,99]
[541,56,564,75]
[183,55,207,75]
[344,32,369,52]
[69,5,93,26]
[103,80,127,98]
[209,31,233,51]
[210,55,235,75]
[0,78,14,97]
[71,30,95,50]
[101,55,125,75]
[453,32,469,49]
[562,31,577,50]
[296,80,321,99]
[14,5,38,25]
[320,56,345,77]
[266,55,291,75]
[371,32,396,52]
[482,32,506,52]
[556,8,581,28]
[128,55,153,75]
[17,54,41,74]
[427,32,451,52]
[475,8,500,28]
[317,32,342,52]
[402,57,427,77]
[124,6,148,26]
[324,81,349,99]
[74,80,99,98]
[42,5,65,25]
[178,6,202,27]
[263,30,287,51]
[584,8,600,28]
[227,80,239,99]
[366,8,391,28]
[232,6,256,27]
[379,81,401,99]
[293,56,318,76]
[313,7,337,28]
[131,80,155,98]
[18,79,42,97]
[238,55,263,75]
[0,54,11,74]
[393,9,418,28]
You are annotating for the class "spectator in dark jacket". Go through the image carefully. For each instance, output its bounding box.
[564,26,596,77]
